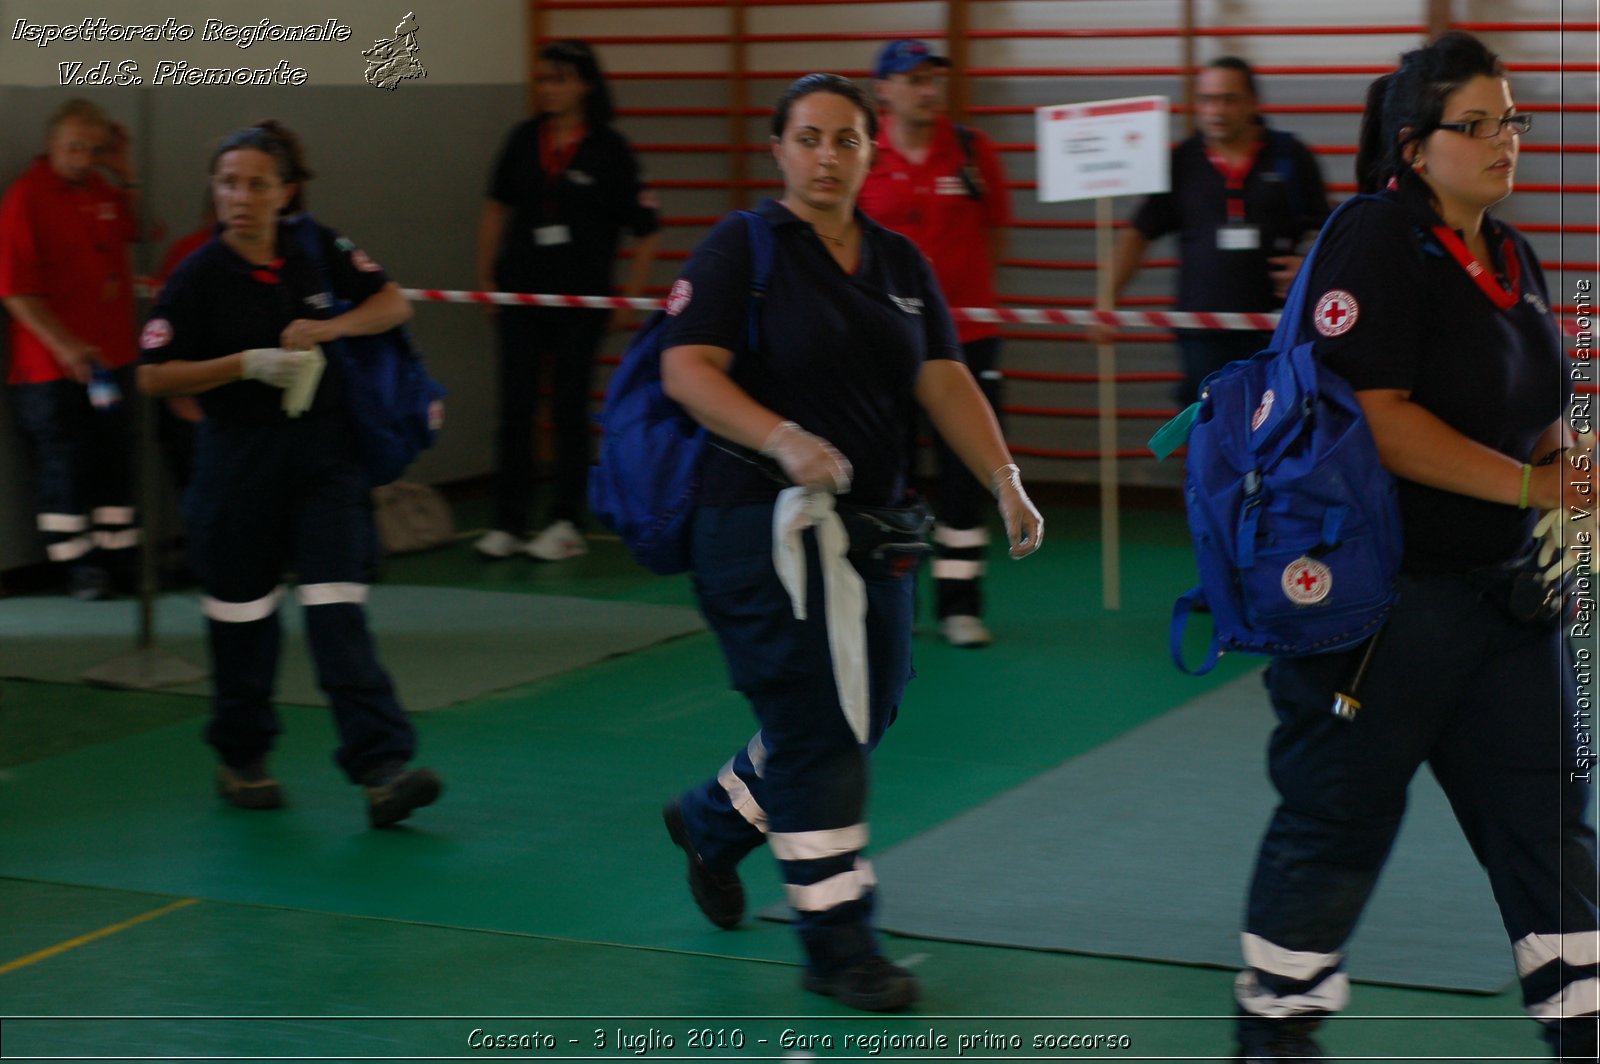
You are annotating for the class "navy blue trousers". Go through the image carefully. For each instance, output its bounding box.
[184,416,415,783]
[1238,572,1598,1056]
[8,368,137,572]
[677,502,917,974]
[928,337,1001,619]
[1176,328,1271,408]
[491,305,609,534]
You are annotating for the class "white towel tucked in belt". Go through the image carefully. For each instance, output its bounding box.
[773,487,869,743]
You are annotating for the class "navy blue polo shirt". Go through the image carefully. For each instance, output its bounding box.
[488,118,661,296]
[1133,128,1328,314]
[141,216,388,426]
[663,198,962,509]
[1304,184,1567,574]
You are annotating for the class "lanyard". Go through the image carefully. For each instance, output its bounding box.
[1430,225,1520,311]
[1205,136,1264,223]
[538,122,585,188]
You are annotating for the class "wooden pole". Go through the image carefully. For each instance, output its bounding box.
[947,0,971,123]
[1426,0,1452,37]
[526,0,543,115]
[1096,195,1122,611]
[730,0,749,210]
[1180,0,1196,136]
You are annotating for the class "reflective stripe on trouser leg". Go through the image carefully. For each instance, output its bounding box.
[775,824,876,955]
[297,585,414,782]
[203,586,287,767]
[38,512,91,563]
[677,733,771,871]
[91,505,140,554]
[933,523,987,619]
[1235,933,1350,1019]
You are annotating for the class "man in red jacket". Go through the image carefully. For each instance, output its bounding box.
[0,99,143,599]
[860,40,1013,647]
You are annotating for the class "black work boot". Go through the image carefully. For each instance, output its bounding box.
[662,800,745,929]
[216,759,286,810]
[362,762,443,828]
[802,955,920,1012]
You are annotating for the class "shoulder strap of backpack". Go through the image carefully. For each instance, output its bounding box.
[734,210,775,354]
[288,215,345,316]
[954,123,977,165]
[1274,192,1378,346]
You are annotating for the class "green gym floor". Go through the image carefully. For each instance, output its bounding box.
[0,503,1559,1062]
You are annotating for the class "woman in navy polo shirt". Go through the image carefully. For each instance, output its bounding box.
[655,73,1043,1012]
[476,39,661,562]
[137,122,442,830]
[1232,33,1597,1061]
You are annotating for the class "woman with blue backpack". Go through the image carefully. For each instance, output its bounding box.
[137,121,443,830]
[1231,32,1596,1062]
[654,73,1043,1012]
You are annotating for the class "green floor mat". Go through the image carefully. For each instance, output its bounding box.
[0,586,703,711]
[796,671,1517,994]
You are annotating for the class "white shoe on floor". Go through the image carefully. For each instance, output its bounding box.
[526,519,589,561]
[939,615,992,648]
[474,529,527,559]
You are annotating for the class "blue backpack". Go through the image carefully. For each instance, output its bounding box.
[1149,194,1402,675]
[589,210,774,574]
[294,218,447,487]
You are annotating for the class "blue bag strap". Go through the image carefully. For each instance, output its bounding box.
[1273,193,1378,348]
[1170,587,1222,676]
[288,215,347,316]
[735,210,775,354]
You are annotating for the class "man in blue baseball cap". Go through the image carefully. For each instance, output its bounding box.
[870,38,950,79]
[861,38,1013,649]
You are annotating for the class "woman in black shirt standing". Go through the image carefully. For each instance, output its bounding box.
[476,39,661,561]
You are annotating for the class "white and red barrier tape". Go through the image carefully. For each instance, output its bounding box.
[134,279,1585,336]
[400,286,1284,330]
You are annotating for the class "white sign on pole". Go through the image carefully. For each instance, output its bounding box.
[1036,95,1170,203]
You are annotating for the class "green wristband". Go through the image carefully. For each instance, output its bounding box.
[1518,463,1532,510]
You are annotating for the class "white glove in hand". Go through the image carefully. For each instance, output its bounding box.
[242,347,312,390]
[1533,431,1597,584]
[761,421,852,493]
[992,463,1044,558]
[281,345,325,417]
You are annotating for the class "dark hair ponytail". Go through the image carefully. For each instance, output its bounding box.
[210,119,314,214]
[1355,30,1505,194]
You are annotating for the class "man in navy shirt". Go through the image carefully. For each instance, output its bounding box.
[1095,58,1329,405]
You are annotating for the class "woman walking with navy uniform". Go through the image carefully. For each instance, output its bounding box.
[656,74,1043,1012]
[1232,33,1597,1062]
[138,122,443,830]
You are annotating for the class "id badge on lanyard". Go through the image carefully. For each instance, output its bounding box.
[537,122,585,246]
[1209,138,1264,252]
[1217,224,1260,251]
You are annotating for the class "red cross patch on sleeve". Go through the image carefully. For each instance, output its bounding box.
[1313,289,1359,338]
[140,318,172,351]
[665,278,692,317]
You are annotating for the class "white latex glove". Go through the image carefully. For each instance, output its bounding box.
[760,421,852,494]
[241,347,312,389]
[992,463,1044,558]
[281,345,325,417]
[1533,432,1597,585]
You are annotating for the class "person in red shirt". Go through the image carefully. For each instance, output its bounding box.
[0,98,143,599]
[859,40,1014,647]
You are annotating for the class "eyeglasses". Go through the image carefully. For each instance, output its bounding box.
[1435,114,1532,139]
